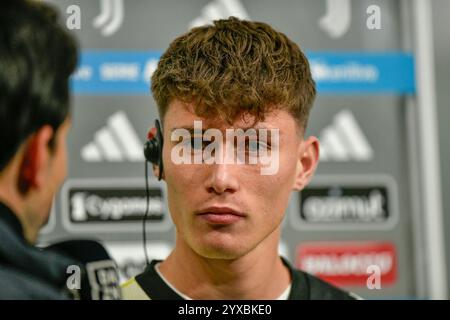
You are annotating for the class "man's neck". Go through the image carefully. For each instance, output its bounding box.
[0,183,36,244]
[158,232,291,299]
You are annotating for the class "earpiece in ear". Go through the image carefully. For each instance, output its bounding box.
[144,119,164,180]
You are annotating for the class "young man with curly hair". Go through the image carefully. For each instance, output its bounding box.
[122,17,357,300]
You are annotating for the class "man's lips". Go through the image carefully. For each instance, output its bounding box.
[195,206,246,224]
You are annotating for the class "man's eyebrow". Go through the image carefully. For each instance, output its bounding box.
[237,124,279,131]
[170,127,203,134]
[170,125,280,132]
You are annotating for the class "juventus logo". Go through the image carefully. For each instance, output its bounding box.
[319,0,352,39]
[93,0,124,37]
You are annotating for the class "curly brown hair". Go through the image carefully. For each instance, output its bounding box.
[151,17,316,132]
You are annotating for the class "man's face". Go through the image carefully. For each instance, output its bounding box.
[162,99,317,259]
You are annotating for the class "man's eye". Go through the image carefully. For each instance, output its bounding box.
[247,140,260,152]
[189,137,208,150]
[246,140,269,152]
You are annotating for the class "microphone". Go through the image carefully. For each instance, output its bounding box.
[45,239,122,300]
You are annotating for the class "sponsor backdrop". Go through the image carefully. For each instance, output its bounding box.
[40,0,428,298]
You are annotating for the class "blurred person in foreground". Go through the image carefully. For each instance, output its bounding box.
[0,0,78,299]
[122,17,359,300]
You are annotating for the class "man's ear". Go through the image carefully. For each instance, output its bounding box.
[19,125,54,193]
[292,136,320,191]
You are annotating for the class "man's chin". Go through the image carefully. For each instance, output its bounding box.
[193,239,251,260]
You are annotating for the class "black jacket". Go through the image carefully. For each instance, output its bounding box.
[122,258,358,300]
[0,202,74,299]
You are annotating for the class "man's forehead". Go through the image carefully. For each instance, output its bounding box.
[169,122,279,133]
[165,99,293,131]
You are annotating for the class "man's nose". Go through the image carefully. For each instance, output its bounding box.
[204,162,240,194]
[203,139,241,194]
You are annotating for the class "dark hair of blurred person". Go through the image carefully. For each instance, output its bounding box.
[0,0,78,299]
